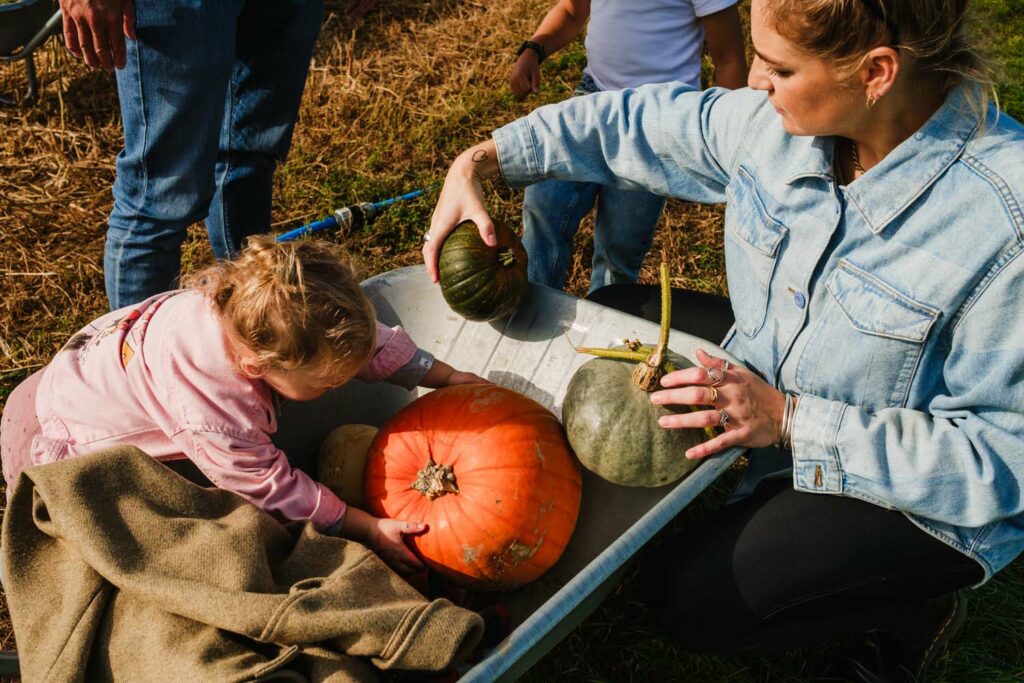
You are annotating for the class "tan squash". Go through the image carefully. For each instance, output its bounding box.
[317,423,379,508]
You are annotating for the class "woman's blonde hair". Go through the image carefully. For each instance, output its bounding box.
[185,235,377,381]
[763,0,997,119]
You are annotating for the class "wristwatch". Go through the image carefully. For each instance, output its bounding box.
[516,40,547,64]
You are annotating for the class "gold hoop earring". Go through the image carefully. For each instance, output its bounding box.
[866,94,879,109]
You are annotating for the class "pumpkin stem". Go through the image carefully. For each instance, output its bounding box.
[411,457,460,500]
[497,248,517,268]
[630,262,672,392]
[569,263,717,442]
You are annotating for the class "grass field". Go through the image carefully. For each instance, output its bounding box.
[0,0,1022,680]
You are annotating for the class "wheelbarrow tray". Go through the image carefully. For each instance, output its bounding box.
[0,0,58,56]
[273,265,743,682]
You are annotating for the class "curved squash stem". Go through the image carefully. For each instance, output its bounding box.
[572,261,717,441]
[630,262,671,391]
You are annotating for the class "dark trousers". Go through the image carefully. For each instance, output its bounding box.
[586,284,984,653]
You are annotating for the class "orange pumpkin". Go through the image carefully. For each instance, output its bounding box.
[363,384,582,591]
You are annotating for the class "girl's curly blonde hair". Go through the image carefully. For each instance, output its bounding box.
[184,235,377,381]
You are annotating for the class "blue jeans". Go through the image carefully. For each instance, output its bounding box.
[521,74,667,293]
[105,0,323,310]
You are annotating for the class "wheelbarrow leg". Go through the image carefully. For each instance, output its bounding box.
[0,8,62,105]
[25,54,38,100]
[0,51,41,105]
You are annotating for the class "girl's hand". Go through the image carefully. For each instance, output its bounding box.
[420,360,490,388]
[423,139,502,283]
[650,348,787,460]
[370,518,428,575]
[445,370,489,386]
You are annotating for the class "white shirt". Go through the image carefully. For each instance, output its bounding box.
[584,0,737,91]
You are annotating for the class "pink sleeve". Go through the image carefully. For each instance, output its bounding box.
[356,322,419,383]
[182,430,346,531]
[144,299,346,531]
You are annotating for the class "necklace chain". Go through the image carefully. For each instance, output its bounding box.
[849,138,865,176]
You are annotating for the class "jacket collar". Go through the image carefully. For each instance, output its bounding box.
[783,86,980,234]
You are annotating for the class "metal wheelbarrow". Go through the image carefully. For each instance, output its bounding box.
[0,0,61,104]
[274,265,744,681]
[0,266,742,680]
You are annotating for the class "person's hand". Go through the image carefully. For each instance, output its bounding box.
[347,0,379,17]
[444,370,489,386]
[420,360,490,388]
[60,0,136,71]
[423,140,501,283]
[650,348,787,460]
[509,51,541,98]
[369,517,427,574]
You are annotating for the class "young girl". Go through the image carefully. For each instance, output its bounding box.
[1,236,484,573]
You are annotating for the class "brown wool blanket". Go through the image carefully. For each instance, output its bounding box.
[1,446,483,682]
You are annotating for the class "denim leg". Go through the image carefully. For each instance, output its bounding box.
[589,185,666,292]
[106,0,245,310]
[205,0,324,259]
[521,179,600,289]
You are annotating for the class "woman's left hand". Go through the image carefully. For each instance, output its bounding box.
[650,348,786,460]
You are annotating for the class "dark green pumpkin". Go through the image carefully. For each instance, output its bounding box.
[438,220,529,322]
[561,349,705,487]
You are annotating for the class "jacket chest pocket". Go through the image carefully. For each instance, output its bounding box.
[724,168,788,338]
[796,261,940,411]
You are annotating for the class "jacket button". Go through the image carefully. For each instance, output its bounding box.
[793,290,806,309]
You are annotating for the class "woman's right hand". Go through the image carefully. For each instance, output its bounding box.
[423,140,502,282]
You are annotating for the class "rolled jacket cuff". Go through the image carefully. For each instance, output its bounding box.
[790,393,846,495]
[492,119,542,188]
[358,324,419,384]
[387,349,435,390]
[312,484,348,533]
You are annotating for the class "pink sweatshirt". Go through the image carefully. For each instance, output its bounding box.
[30,290,421,531]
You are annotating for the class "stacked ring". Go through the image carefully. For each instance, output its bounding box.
[718,409,730,428]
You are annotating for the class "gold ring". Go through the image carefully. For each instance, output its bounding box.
[708,386,718,407]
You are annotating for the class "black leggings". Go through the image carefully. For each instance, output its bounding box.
[586,284,984,653]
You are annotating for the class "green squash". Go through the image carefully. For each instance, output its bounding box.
[562,350,705,487]
[438,220,528,322]
[561,262,712,487]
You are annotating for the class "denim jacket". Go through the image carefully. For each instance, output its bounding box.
[493,84,1024,580]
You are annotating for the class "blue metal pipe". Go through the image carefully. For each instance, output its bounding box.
[275,185,436,243]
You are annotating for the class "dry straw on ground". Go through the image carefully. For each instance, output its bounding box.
[0,0,726,659]
[0,0,726,388]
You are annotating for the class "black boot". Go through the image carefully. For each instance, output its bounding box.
[816,590,968,683]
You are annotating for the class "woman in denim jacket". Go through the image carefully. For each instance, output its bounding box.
[423,0,1023,678]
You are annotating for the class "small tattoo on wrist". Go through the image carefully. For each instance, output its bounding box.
[471,149,488,163]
